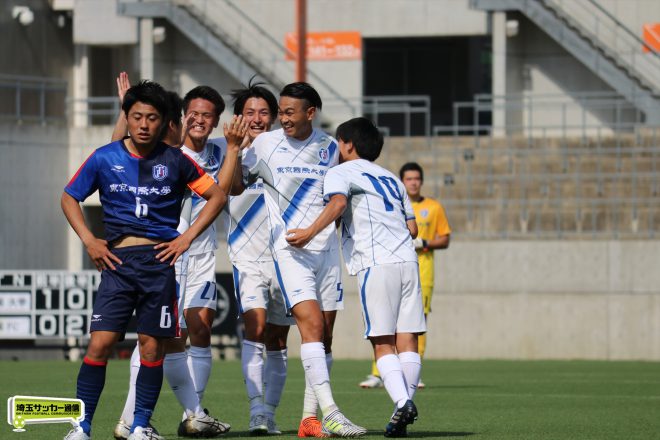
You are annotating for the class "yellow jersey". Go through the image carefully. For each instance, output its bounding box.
[413,197,451,288]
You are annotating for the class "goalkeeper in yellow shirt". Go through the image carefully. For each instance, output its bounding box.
[359,162,451,389]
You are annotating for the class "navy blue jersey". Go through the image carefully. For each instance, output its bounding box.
[65,140,214,243]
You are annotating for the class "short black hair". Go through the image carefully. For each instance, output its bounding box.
[231,78,278,117]
[183,85,225,117]
[165,91,183,128]
[280,82,322,110]
[399,162,424,182]
[335,117,384,161]
[122,80,168,119]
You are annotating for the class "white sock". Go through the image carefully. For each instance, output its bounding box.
[399,351,422,400]
[242,340,265,416]
[300,342,337,417]
[377,354,409,408]
[187,345,212,404]
[301,351,332,418]
[120,344,141,425]
[165,351,202,417]
[264,349,288,418]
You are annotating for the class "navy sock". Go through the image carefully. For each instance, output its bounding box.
[76,357,107,435]
[131,358,164,432]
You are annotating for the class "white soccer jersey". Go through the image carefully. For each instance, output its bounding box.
[225,178,271,262]
[323,159,417,275]
[242,128,339,252]
[178,138,226,255]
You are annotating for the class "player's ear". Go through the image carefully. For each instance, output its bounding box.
[306,106,316,121]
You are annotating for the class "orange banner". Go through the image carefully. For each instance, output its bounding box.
[285,31,362,61]
[642,23,660,53]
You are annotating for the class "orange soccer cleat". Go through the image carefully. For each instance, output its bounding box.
[298,416,327,438]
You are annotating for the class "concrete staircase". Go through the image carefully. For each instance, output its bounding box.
[471,0,660,123]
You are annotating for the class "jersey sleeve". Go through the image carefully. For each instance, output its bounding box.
[434,201,452,235]
[402,188,416,221]
[64,151,99,202]
[322,166,350,202]
[241,139,260,187]
[180,152,215,196]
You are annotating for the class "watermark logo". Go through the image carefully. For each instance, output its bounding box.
[7,396,84,432]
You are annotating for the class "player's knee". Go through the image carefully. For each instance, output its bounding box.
[188,326,212,346]
[244,321,266,342]
[264,325,289,350]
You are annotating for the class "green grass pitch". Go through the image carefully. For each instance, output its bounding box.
[1,359,659,439]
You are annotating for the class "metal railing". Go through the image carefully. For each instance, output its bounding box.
[446,92,643,138]
[546,0,660,93]
[0,74,67,124]
[324,95,431,136]
[66,97,121,126]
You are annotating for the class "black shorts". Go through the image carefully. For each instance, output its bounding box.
[90,245,179,338]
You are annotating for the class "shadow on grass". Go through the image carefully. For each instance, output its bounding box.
[362,431,476,438]
[423,384,494,390]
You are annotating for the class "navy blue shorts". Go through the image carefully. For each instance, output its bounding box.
[90,245,179,338]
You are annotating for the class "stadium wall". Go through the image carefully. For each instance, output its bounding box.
[0,123,70,269]
[233,240,660,361]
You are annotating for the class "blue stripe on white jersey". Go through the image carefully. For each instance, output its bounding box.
[243,128,340,252]
[179,139,226,255]
[322,159,417,275]
[228,193,265,245]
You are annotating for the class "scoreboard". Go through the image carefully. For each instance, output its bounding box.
[0,271,239,340]
[0,271,99,339]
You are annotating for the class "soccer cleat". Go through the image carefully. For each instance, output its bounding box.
[417,380,425,389]
[114,421,163,440]
[113,419,131,439]
[248,414,269,436]
[298,416,327,438]
[178,408,230,437]
[266,416,282,435]
[359,374,383,389]
[384,400,418,438]
[127,426,164,440]
[322,410,367,437]
[64,426,90,440]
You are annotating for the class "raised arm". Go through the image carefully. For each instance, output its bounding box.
[285,194,348,248]
[217,115,249,195]
[110,72,131,142]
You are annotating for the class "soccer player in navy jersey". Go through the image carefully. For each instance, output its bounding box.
[61,80,230,440]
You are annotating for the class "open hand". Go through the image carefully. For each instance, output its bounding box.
[116,72,130,103]
[154,235,193,265]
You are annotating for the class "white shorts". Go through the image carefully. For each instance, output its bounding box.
[357,262,426,338]
[273,247,344,312]
[232,260,295,327]
[175,251,217,329]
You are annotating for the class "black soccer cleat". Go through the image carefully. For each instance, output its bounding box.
[384,400,418,438]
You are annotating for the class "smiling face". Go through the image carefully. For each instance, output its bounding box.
[126,101,163,149]
[278,96,315,141]
[242,97,273,141]
[185,98,219,143]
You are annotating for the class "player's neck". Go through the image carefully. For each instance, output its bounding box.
[184,134,208,153]
[125,138,158,158]
[289,125,313,142]
[410,194,423,202]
